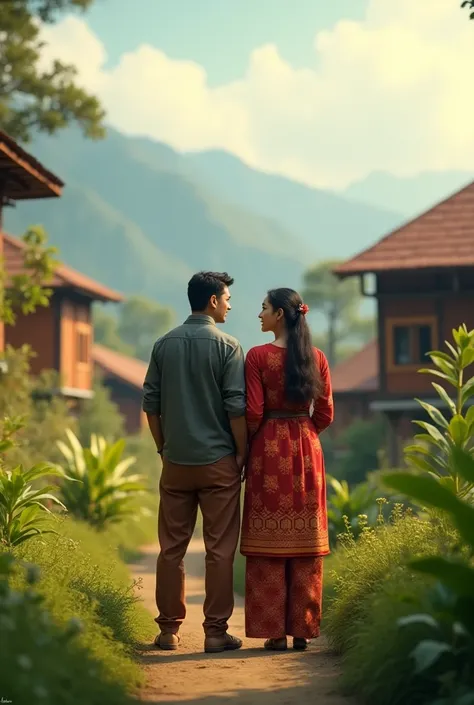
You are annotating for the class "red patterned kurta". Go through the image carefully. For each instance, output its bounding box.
[240,344,333,558]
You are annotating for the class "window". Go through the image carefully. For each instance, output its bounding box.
[387,317,437,370]
[76,329,90,364]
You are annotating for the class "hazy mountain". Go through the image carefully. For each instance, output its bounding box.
[5,128,404,349]
[343,170,474,218]
[184,149,403,257]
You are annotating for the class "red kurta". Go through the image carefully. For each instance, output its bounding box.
[240,344,333,558]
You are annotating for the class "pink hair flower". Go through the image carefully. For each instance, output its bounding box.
[299,303,309,315]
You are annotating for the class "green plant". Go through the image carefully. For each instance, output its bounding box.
[0,416,69,547]
[383,327,474,704]
[402,324,474,498]
[332,416,387,486]
[57,429,149,529]
[325,507,455,655]
[327,475,378,544]
[0,549,138,705]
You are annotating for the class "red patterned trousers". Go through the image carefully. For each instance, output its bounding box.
[245,555,324,639]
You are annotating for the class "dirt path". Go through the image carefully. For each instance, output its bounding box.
[131,540,353,705]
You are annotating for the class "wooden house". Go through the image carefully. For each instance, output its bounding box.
[92,344,147,434]
[334,181,474,464]
[0,130,64,351]
[331,339,378,436]
[4,233,122,399]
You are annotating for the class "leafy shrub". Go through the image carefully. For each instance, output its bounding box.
[77,372,125,446]
[332,416,387,486]
[57,430,149,529]
[0,346,75,469]
[326,475,378,544]
[0,553,137,705]
[325,508,456,655]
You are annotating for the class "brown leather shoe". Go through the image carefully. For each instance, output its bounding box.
[154,632,180,650]
[204,632,242,653]
[264,637,287,651]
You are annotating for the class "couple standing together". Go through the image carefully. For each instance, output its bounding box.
[143,271,333,654]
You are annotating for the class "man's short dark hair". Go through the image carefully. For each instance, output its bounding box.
[187,271,234,312]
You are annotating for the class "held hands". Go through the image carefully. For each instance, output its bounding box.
[236,454,247,482]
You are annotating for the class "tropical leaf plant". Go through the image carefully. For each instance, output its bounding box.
[327,475,378,543]
[56,429,149,529]
[0,415,69,547]
[401,325,474,498]
[383,326,474,703]
[0,463,68,547]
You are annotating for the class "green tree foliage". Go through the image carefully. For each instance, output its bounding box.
[333,417,388,486]
[462,0,474,19]
[1,226,58,325]
[0,345,74,468]
[77,372,125,446]
[302,259,375,366]
[94,296,175,361]
[0,0,105,142]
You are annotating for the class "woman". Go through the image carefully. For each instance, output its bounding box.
[240,287,333,651]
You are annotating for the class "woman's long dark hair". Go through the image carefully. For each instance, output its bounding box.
[267,287,321,404]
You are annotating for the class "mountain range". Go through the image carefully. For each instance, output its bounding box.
[6,127,466,350]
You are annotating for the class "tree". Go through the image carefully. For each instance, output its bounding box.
[302,260,375,367]
[1,225,59,324]
[461,0,474,19]
[0,0,105,142]
[94,296,175,362]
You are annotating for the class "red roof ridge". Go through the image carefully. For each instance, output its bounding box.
[92,343,147,390]
[335,177,474,276]
[3,232,123,303]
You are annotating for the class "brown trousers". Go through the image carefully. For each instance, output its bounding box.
[156,454,241,637]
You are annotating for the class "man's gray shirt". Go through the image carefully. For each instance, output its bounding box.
[142,314,246,465]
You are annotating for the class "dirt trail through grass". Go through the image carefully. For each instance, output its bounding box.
[131,540,354,705]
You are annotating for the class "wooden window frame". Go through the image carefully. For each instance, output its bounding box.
[385,316,438,373]
[76,322,91,367]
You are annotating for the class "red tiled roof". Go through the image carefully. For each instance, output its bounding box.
[0,130,64,200]
[3,232,123,303]
[93,344,147,390]
[331,339,378,394]
[335,180,474,276]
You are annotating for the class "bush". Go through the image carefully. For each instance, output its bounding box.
[0,553,137,705]
[332,416,387,486]
[0,346,74,469]
[77,372,125,446]
[57,430,149,529]
[3,514,156,699]
[325,509,456,655]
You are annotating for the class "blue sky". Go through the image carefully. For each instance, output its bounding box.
[82,0,368,85]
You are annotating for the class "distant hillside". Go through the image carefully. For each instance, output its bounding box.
[5,128,403,349]
[343,170,474,218]
[184,150,403,257]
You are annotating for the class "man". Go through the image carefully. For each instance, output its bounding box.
[143,271,247,654]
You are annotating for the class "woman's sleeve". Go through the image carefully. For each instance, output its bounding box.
[311,350,334,434]
[245,347,265,439]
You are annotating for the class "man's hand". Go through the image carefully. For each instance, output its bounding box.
[236,454,246,483]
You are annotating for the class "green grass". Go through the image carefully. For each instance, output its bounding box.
[323,511,458,703]
[1,510,159,704]
[324,512,455,654]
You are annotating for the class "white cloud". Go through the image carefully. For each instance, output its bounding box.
[39,0,474,189]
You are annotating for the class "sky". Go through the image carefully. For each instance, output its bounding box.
[40,0,474,190]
